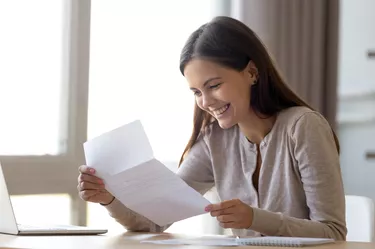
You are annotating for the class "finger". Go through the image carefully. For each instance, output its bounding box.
[96,188,109,193]
[77,181,105,191]
[216,214,237,223]
[78,173,104,185]
[206,199,239,212]
[78,165,96,174]
[79,190,97,200]
[210,206,237,217]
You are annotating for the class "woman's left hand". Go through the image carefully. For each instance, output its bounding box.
[205,199,254,229]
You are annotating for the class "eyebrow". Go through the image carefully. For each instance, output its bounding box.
[190,77,222,90]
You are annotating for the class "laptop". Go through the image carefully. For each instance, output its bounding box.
[0,163,108,235]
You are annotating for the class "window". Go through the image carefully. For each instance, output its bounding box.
[0,0,90,227]
[0,0,65,155]
[88,0,216,161]
[87,0,221,234]
[87,202,124,234]
[1,0,227,233]
[10,194,71,225]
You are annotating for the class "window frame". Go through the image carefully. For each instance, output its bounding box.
[0,0,91,226]
[1,0,229,231]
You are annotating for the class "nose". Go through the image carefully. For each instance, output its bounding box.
[200,93,214,109]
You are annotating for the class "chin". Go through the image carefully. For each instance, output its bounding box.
[217,120,237,129]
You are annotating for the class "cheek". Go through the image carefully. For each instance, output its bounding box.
[195,97,204,110]
[231,89,251,110]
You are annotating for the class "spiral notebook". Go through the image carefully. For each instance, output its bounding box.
[141,236,335,247]
[236,237,335,247]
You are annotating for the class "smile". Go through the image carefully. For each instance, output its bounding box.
[213,104,230,116]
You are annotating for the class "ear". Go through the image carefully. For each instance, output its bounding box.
[245,61,259,84]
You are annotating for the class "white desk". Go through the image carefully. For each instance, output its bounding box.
[0,232,374,249]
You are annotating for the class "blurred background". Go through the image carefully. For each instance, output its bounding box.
[0,0,374,236]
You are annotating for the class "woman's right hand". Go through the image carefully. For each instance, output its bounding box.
[77,165,115,205]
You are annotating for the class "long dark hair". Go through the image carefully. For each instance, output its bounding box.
[178,16,340,166]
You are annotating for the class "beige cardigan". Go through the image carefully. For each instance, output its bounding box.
[104,106,347,240]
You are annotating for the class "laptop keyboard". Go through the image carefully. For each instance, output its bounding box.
[18,224,68,231]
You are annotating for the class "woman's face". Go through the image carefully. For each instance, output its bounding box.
[184,59,258,129]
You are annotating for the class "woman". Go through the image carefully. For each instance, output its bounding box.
[77,16,347,240]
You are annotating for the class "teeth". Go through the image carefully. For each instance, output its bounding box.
[213,104,229,116]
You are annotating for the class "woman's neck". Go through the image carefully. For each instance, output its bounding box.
[238,110,276,144]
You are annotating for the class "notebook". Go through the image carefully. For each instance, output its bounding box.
[236,237,335,247]
[141,236,335,247]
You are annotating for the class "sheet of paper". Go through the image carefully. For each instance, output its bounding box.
[83,120,211,226]
[141,238,238,247]
[84,120,154,176]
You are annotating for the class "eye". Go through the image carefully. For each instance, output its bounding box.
[209,83,221,89]
[193,91,201,97]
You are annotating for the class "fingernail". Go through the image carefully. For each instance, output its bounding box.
[205,206,211,212]
[89,168,95,174]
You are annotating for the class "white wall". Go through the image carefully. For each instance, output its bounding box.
[337,0,375,201]
[338,0,375,96]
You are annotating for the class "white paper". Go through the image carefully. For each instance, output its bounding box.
[84,120,154,176]
[141,238,238,247]
[83,120,211,226]
[141,237,335,247]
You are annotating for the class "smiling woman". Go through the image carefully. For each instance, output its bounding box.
[184,60,259,130]
[176,16,345,239]
[87,16,347,240]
